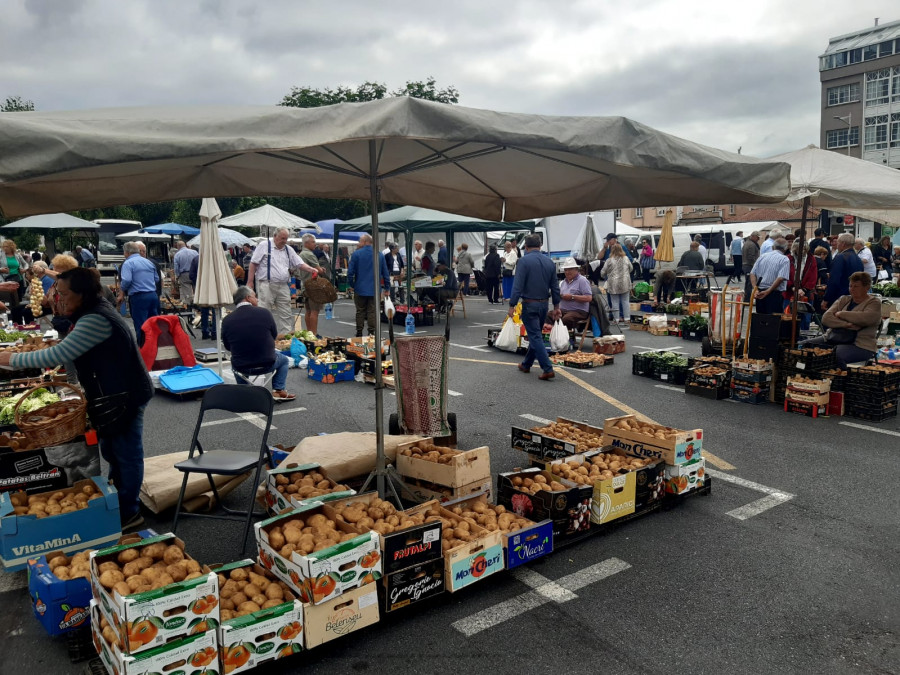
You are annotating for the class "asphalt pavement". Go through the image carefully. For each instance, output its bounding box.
[0,291,897,675]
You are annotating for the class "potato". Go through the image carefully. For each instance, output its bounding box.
[167,563,188,582]
[126,576,149,593]
[53,566,71,580]
[163,546,184,565]
[220,598,235,611]
[113,581,132,596]
[265,583,284,600]
[117,548,138,564]
[122,561,144,578]
[220,609,235,621]
[231,592,248,607]
[237,601,262,614]
[261,599,282,609]
[229,567,249,582]
[251,594,266,606]
[141,543,166,560]
[267,531,285,549]
[140,567,161,583]
[184,572,202,581]
[99,569,125,589]
[248,572,268,590]
[154,573,174,589]
[48,556,69,570]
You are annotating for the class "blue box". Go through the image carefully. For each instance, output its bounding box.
[307,359,355,383]
[504,519,553,570]
[0,476,121,571]
[159,365,224,393]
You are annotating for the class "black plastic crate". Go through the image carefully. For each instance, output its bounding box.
[844,406,898,422]
[685,382,730,400]
[631,353,654,377]
[846,366,900,389]
[656,363,689,385]
[844,383,899,403]
[778,345,836,372]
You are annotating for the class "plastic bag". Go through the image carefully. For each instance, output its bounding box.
[383,297,396,319]
[550,319,569,353]
[290,337,307,367]
[494,317,519,352]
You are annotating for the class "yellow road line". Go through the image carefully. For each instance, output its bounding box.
[452,356,736,471]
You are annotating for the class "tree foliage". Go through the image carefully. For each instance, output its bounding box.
[1,95,35,112]
[280,76,458,108]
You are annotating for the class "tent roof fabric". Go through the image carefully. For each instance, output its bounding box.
[0,97,790,221]
[339,205,535,234]
[1,212,98,229]
[218,203,315,231]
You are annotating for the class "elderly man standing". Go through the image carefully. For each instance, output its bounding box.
[117,241,161,335]
[558,258,592,329]
[854,238,877,278]
[750,239,790,314]
[455,243,475,296]
[248,227,317,336]
[510,234,561,381]
[412,240,424,271]
[741,231,761,298]
[348,234,390,337]
[298,233,327,337]
[437,240,450,267]
[824,233,864,309]
[173,240,198,306]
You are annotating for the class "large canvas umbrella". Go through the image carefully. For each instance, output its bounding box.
[655,209,676,262]
[571,213,602,262]
[219,204,316,235]
[195,198,237,377]
[764,145,900,345]
[0,97,792,500]
[186,227,254,248]
[0,213,99,229]
[141,222,200,236]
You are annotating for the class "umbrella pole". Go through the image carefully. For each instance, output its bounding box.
[790,197,809,348]
[405,229,413,305]
[369,141,387,501]
[216,308,224,379]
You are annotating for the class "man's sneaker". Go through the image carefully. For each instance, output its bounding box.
[122,512,144,531]
[273,390,297,402]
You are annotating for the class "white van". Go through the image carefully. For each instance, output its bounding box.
[634,221,780,275]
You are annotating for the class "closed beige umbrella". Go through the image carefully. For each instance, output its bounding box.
[656,209,675,263]
[195,198,237,376]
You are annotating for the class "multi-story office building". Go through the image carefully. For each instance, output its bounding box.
[819,18,900,168]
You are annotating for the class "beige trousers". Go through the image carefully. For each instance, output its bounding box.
[257,281,294,335]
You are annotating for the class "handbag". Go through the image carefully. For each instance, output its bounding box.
[824,327,857,344]
[502,268,513,278]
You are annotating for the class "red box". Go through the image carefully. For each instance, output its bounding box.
[828,392,844,417]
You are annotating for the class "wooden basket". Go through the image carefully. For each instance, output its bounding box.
[304,276,338,305]
[14,382,87,448]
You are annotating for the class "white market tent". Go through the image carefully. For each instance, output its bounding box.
[218,204,316,236]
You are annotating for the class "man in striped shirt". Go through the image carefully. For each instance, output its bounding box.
[750,239,790,314]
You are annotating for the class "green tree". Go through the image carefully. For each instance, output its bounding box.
[1,95,35,112]
[279,76,458,108]
[1,229,41,252]
[392,77,459,104]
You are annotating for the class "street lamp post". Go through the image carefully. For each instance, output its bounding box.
[833,113,852,156]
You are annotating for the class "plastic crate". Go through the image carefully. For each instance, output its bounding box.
[846,365,900,389]
[843,406,898,422]
[684,382,729,399]
[656,363,689,385]
[778,346,836,372]
[730,382,770,404]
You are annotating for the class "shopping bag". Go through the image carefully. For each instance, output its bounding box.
[550,319,570,353]
[290,337,307,367]
[494,317,519,352]
[383,297,396,318]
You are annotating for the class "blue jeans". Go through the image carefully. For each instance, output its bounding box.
[502,275,514,300]
[235,352,290,391]
[458,273,471,295]
[201,307,216,337]
[520,301,553,374]
[99,405,145,522]
[129,291,159,335]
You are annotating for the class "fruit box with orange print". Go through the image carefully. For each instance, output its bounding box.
[304,581,380,649]
[663,458,706,496]
[91,600,220,675]
[601,415,703,466]
[0,476,121,571]
[496,468,592,544]
[307,359,355,383]
[255,505,381,606]
[265,463,355,515]
[209,560,304,674]
[395,438,492,488]
[90,534,220,656]
[322,493,443,574]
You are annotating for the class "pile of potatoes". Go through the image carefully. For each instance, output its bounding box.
[96,542,205,596]
[8,483,103,518]
[217,566,294,621]
[399,441,461,464]
[422,506,488,550]
[265,512,360,559]
[97,613,122,650]
[273,469,350,501]
[0,431,38,451]
[509,473,569,495]
[330,496,419,536]
[550,453,652,485]
[47,549,96,580]
[448,501,533,535]
[531,422,604,453]
[611,417,682,440]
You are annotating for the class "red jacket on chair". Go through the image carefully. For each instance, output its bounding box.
[140,315,196,371]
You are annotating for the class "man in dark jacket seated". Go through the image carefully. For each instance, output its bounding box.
[221,286,296,402]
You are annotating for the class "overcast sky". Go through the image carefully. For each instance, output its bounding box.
[1,0,898,159]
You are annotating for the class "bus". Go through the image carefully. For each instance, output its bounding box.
[92,219,142,273]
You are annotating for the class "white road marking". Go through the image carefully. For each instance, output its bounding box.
[452,558,631,637]
[448,390,463,397]
[274,407,308,416]
[519,413,552,425]
[654,384,684,392]
[839,421,900,437]
[336,321,356,327]
[706,468,795,521]
[201,407,306,429]
[632,346,687,352]
[0,570,27,593]
[449,343,490,352]
[469,322,505,328]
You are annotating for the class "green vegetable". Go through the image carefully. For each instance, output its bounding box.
[680,315,708,332]
[0,388,61,425]
[873,282,900,298]
[0,330,34,342]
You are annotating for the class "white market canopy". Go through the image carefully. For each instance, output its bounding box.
[0,212,99,229]
[186,226,254,248]
[114,229,171,240]
[218,203,317,233]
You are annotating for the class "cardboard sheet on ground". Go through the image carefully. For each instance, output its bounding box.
[140,451,249,514]
[275,432,425,480]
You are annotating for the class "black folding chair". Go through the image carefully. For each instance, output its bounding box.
[172,384,275,554]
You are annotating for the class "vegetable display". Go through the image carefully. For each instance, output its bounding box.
[550,452,654,484]
[531,421,604,453]
[0,329,34,342]
[399,441,462,463]
[8,483,103,518]
[680,315,708,332]
[272,468,350,500]
[0,388,61,425]
[29,277,44,317]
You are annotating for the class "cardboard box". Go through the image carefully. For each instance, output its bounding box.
[512,417,603,461]
[443,531,504,592]
[303,582,380,649]
[828,391,845,417]
[255,505,381,606]
[731,382,770,404]
[664,458,707,495]
[732,359,773,373]
[212,560,304,674]
[496,468,592,542]
[786,376,831,394]
[548,453,637,525]
[785,389,830,405]
[382,557,445,613]
[783,399,827,418]
[602,415,702,466]
[510,427,546,459]
[265,463,354,514]
[732,368,773,385]
[0,434,101,495]
[322,493,442,574]
[90,534,220,656]
[0,476,121,571]
[399,477,492,504]
[346,336,389,357]
[91,601,220,675]
[395,439,491,488]
[307,359,355,383]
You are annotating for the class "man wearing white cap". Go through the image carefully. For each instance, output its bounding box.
[559,258,592,329]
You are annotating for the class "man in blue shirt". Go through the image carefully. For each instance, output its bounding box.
[749,239,790,314]
[509,234,561,380]
[75,246,96,268]
[823,233,863,309]
[437,240,450,267]
[598,233,633,263]
[728,231,743,282]
[117,241,160,336]
[348,234,390,337]
[173,241,199,306]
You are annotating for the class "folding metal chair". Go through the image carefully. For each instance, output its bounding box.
[172,384,275,554]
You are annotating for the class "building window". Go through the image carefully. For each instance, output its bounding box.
[865,69,891,106]
[892,115,900,148]
[864,115,889,150]
[826,127,859,149]
[879,40,894,57]
[634,208,643,218]
[614,209,622,219]
[729,204,736,215]
[656,208,667,217]
[827,82,860,106]
[893,67,900,103]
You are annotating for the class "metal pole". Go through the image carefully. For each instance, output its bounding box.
[790,197,810,348]
[369,140,386,499]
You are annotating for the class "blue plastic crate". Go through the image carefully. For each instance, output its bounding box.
[159,365,224,393]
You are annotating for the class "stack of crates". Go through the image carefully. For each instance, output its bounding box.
[774,346,836,404]
[731,359,773,404]
[844,365,900,422]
